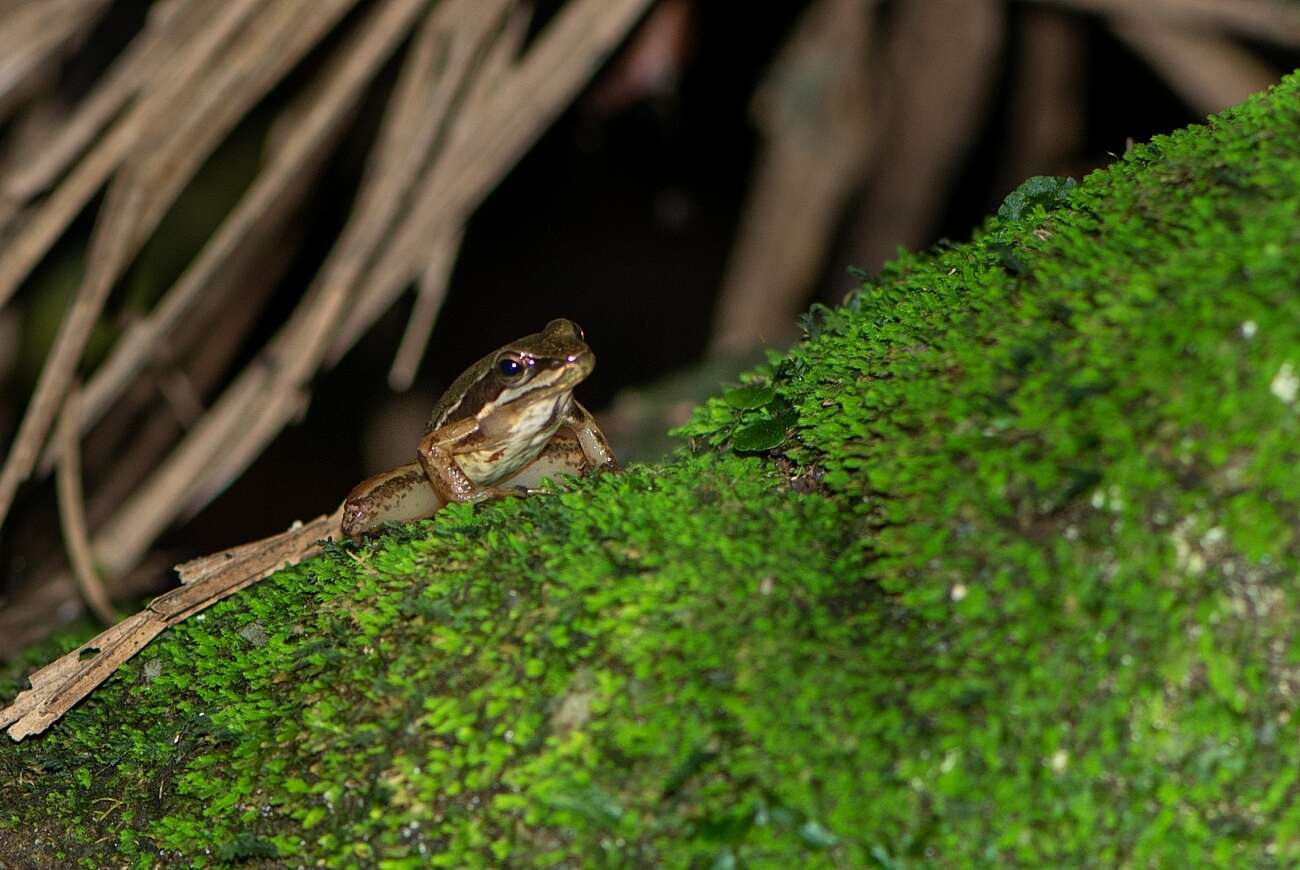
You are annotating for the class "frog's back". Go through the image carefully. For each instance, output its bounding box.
[427,350,497,431]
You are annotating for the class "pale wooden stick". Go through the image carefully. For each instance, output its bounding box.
[0,0,269,526]
[0,0,264,310]
[328,0,514,362]
[357,0,656,330]
[0,0,111,122]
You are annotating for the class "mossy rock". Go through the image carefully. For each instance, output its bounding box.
[4,70,1300,868]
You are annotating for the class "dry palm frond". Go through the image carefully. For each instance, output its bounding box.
[0,0,654,648]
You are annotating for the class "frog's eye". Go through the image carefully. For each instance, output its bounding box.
[496,356,525,380]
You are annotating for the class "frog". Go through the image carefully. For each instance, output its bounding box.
[340,318,619,537]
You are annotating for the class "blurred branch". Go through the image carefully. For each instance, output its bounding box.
[849,0,1005,272]
[1110,16,1280,113]
[1034,0,1300,47]
[710,0,876,354]
[0,0,299,526]
[358,0,656,323]
[3,0,203,201]
[327,0,515,361]
[994,6,1084,197]
[50,0,417,465]
[389,230,464,391]
[0,0,265,310]
[74,0,433,579]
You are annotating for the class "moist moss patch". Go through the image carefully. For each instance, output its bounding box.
[4,72,1300,867]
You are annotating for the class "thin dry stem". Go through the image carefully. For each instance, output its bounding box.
[0,0,110,122]
[54,387,116,624]
[389,230,463,391]
[72,0,433,577]
[59,0,420,457]
[0,0,264,309]
[363,0,656,328]
[330,0,515,362]
[0,0,351,530]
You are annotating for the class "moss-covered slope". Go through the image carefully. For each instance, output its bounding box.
[5,72,1300,867]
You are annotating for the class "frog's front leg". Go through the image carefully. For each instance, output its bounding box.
[341,461,445,538]
[564,401,620,472]
[415,416,521,505]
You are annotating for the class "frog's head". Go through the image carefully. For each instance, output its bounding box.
[490,318,594,403]
[429,319,598,433]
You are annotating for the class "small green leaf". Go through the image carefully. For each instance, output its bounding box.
[724,385,776,410]
[997,175,1077,221]
[732,419,787,452]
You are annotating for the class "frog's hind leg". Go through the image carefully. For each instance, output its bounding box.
[342,461,445,538]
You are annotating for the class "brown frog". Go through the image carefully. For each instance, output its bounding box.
[341,318,619,537]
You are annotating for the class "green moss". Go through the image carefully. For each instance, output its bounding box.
[5,72,1300,866]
